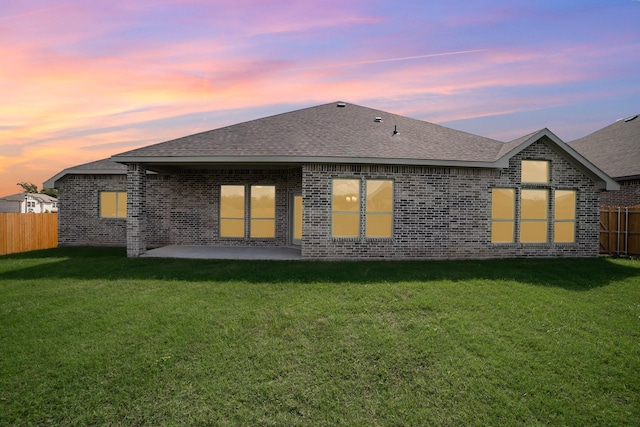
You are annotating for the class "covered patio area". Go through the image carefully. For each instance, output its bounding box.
[142,245,302,260]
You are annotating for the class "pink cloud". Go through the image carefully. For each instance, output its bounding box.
[1,0,637,196]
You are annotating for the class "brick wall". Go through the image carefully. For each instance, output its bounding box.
[600,180,640,207]
[127,163,147,257]
[144,168,302,248]
[57,137,601,259]
[302,137,600,259]
[57,174,127,246]
[57,169,302,249]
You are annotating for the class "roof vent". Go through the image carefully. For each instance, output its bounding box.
[374,117,382,122]
[337,102,346,108]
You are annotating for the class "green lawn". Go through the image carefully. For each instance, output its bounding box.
[1,248,639,426]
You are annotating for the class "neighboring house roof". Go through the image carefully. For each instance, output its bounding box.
[1,193,58,203]
[569,114,640,181]
[44,102,619,190]
[44,158,128,189]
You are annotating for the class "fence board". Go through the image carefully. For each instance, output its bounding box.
[0,213,58,255]
[599,206,640,257]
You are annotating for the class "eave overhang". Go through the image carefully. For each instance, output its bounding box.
[109,154,503,170]
[44,168,126,189]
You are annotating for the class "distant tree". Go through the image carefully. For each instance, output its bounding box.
[41,188,59,198]
[17,182,38,193]
[40,188,58,199]
[16,182,59,198]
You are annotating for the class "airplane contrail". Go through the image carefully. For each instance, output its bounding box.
[290,49,488,71]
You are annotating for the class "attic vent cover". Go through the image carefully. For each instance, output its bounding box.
[374,117,382,122]
[337,102,346,107]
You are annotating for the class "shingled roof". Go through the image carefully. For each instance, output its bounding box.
[569,114,640,180]
[45,101,619,190]
[111,101,505,167]
[43,158,127,189]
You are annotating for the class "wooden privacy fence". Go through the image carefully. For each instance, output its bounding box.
[600,206,640,257]
[0,213,58,256]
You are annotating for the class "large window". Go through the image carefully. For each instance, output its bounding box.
[332,179,394,238]
[520,189,548,243]
[250,185,275,238]
[366,180,393,237]
[332,179,360,237]
[521,160,549,183]
[220,185,245,237]
[100,192,127,218]
[491,189,515,243]
[491,188,577,243]
[554,190,576,243]
[220,185,276,238]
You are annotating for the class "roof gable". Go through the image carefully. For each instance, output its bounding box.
[496,128,619,190]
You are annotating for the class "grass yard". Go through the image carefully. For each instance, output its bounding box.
[1,248,639,426]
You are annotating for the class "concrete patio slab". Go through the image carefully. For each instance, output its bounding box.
[142,245,302,260]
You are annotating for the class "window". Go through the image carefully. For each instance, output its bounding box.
[332,179,394,238]
[250,185,275,238]
[492,160,577,245]
[332,179,360,237]
[520,189,548,243]
[521,160,549,183]
[491,189,515,243]
[366,180,393,237]
[554,190,576,243]
[220,185,276,238]
[100,192,126,218]
[220,185,245,237]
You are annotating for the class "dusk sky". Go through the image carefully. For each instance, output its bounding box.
[1,0,639,197]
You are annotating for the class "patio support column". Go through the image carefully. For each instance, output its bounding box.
[126,163,147,257]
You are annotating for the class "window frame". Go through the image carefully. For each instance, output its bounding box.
[250,185,276,239]
[365,179,394,238]
[99,191,127,219]
[521,160,550,184]
[519,189,549,243]
[553,189,577,243]
[219,185,246,238]
[331,178,395,239]
[331,179,361,238]
[220,184,277,239]
[491,188,515,243]
[491,161,579,246]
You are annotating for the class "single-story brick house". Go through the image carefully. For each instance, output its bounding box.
[45,101,618,259]
[570,114,639,207]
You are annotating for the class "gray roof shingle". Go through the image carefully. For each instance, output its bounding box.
[45,101,619,191]
[43,158,127,189]
[112,101,505,164]
[570,114,640,179]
